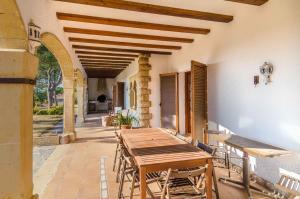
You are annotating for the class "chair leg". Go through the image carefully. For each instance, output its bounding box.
[130,171,136,199]
[226,152,231,178]
[116,154,123,183]
[118,160,126,199]
[113,142,120,171]
[212,167,220,199]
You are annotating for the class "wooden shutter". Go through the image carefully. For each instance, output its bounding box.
[112,85,117,108]
[116,82,125,109]
[191,61,208,143]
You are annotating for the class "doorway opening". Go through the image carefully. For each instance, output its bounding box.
[160,73,179,132]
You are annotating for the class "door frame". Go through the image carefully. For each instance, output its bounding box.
[185,71,191,134]
[160,72,179,132]
[191,60,208,143]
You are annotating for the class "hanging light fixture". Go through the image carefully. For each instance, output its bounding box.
[28,19,41,54]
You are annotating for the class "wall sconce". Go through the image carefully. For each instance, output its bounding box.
[260,62,274,85]
[28,20,41,54]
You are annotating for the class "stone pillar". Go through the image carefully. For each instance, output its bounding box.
[76,82,85,127]
[61,77,75,143]
[137,54,152,127]
[83,84,88,117]
[0,50,38,199]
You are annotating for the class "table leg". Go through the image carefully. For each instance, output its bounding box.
[140,167,146,199]
[243,152,252,198]
[206,159,213,199]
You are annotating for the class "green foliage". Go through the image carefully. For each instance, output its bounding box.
[55,86,64,94]
[116,110,139,126]
[34,106,64,115]
[34,45,63,106]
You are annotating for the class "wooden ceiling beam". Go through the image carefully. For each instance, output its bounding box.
[73,44,172,55]
[83,64,127,68]
[78,56,134,61]
[81,62,128,67]
[75,50,138,57]
[85,69,122,78]
[69,37,181,50]
[80,60,131,64]
[84,66,124,70]
[225,0,268,5]
[57,12,210,34]
[64,27,193,43]
[54,0,233,22]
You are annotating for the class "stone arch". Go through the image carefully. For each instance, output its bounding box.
[40,32,76,138]
[40,32,74,78]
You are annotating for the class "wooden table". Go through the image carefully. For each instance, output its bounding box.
[210,133,291,198]
[121,128,213,199]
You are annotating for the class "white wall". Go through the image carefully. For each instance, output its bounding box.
[167,0,300,183]
[115,0,300,183]
[87,78,114,100]
[167,0,300,153]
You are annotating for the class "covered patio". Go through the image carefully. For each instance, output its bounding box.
[34,114,268,199]
[1,0,300,199]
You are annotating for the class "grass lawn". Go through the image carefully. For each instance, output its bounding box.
[33,115,63,137]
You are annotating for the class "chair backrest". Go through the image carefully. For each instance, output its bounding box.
[197,142,216,156]
[176,134,192,144]
[169,166,207,179]
[275,173,300,197]
[165,128,178,136]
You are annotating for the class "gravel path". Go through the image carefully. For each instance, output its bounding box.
[33,145,56,174]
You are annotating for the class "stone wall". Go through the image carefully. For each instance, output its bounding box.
[137,54,152,127]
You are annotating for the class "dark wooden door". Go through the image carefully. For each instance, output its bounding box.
[160,73,179,131]
[112,85,117,109]
[116,82,124,109]
[185,71,192,134]
[191,61,208,143]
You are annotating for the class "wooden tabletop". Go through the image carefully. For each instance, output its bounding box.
[212,133,291,158]
[121,128,213,199]
[121,128,212,168]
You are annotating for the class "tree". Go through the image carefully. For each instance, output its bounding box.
[35,45,63,108]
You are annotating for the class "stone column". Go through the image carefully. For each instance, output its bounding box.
[83,84,88,117]
[0,50,38,199]
[61,77,75,143]
[137,54,152,127]
[76,82,85,127]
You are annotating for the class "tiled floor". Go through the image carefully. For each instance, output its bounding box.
[35,114,272,199]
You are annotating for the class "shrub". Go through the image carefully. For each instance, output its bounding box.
[36,109,49,115]
[48,106,63,115]
[33,106,63,115]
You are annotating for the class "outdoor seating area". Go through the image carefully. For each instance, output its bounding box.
[1,0,300,199]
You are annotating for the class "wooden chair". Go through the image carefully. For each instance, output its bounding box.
[118,155,163,199]
[203,129,243,178]
[197,142,220,199]
[112,118,121,172]
[274,173,300,199]
[164,128,178,136]
[176,134,193,144]
[160,166,208,199]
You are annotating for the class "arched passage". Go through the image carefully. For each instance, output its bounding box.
[40,32,76,141]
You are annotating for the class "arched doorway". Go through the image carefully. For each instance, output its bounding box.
[41,32,76,140]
